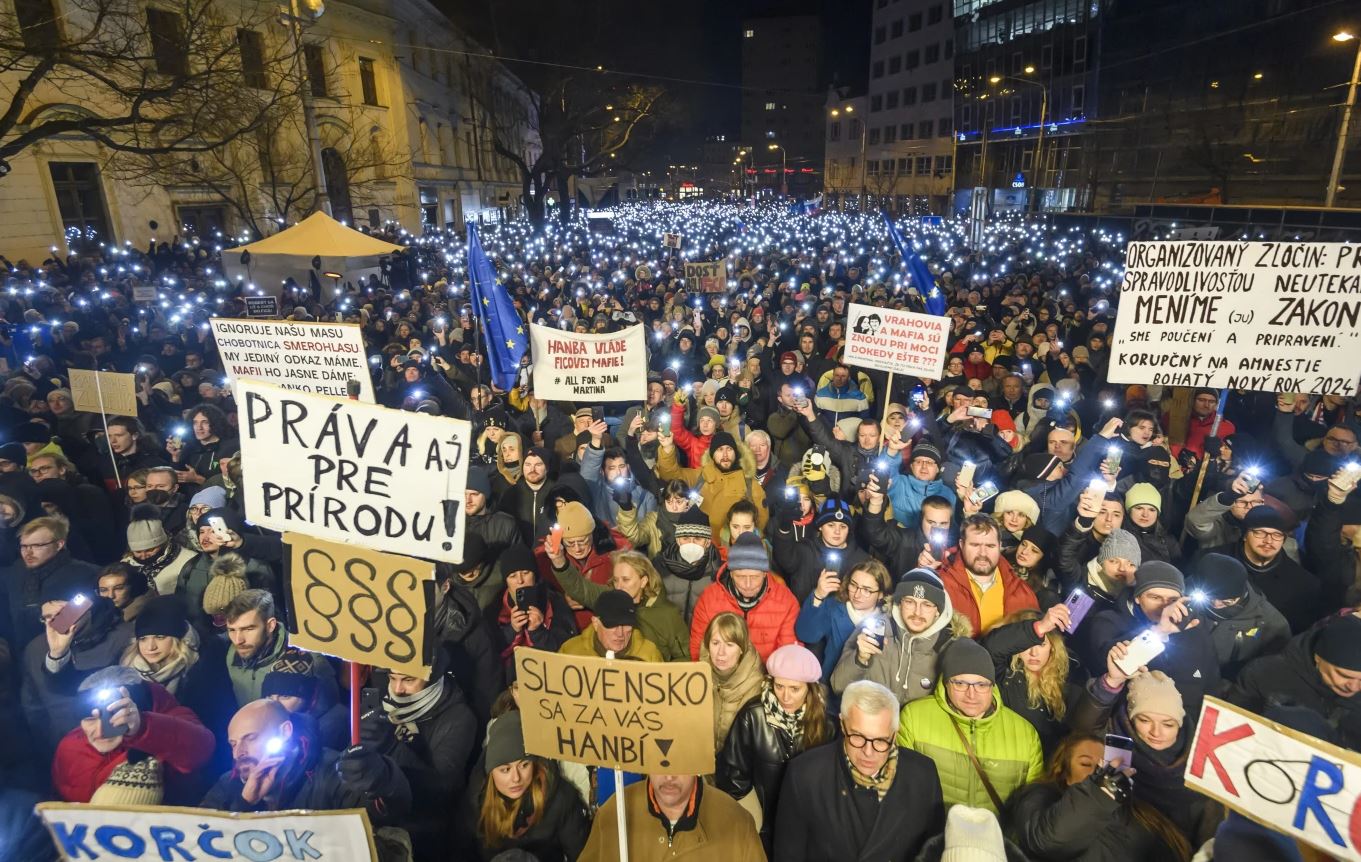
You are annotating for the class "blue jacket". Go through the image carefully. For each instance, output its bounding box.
[1028,438,1107,536]
[813,380,869,426]
[884,452,956,528]
[579,444,656,527]
[795,593,858,681]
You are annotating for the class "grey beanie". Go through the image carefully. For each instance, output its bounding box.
[697,406,721,427]
[1134,560,1185,597]
[485,711,527,771]
[1097,528,1142,568]
[939,638,996,685]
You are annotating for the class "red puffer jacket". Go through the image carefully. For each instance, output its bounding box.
[689,569,799,662]
[53,681,215,804]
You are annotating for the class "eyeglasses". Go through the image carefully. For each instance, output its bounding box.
[1248,529,1285,543]
[19,540,56,552]
[842,723,894,753]
[947,679,995,694]
[27,464,56,477]
[562,537,592,551]
[847,582,881,596]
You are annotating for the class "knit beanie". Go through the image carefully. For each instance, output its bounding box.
[941,805,1007,862]
[709,431,738,455]
[1300,449,1341,479]
[557,501,595,541]
[1133,560,1185,597]
[1019,525,1054,559]
[939,638,995,685]
[893,568,947,610]
[499,544,539,579]
[189,486,228,510]
[1196,553,1248,602]
[1021,452,1063,481]
[261,650,319,702]
[993,490,1039,526]
[126,516,169,553]
[727,532,769,574]
[1124,482,1162,513]
[697,406,721,427]
[1240,506,1288,533]
[465,466,493,498]
[0,442,26,467]
[90,752,164,806]
[909,442,943,465]
[1097,528,1141,567]
[814,496,853,528]
[1314,615,1361,672]
[135,596,189,639]
[202,552,249,616]
[673,507,712,541]
[485,711,527,771]
[1126,670,1185,725]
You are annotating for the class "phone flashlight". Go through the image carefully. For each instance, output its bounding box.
[264,737,285,756]
[1189,590,1208,606]
[96,688,117,706]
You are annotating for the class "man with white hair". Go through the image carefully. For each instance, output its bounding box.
[774,679,944,861]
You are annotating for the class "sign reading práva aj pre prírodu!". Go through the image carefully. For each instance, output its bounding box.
[1108,241,1361,396]
[211,318,374,402]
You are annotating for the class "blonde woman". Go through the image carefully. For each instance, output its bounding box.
[550,550,689,661]
[701,612,764,750]
[982,605,1083,757]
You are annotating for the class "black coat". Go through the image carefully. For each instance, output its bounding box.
[858,507,927,581]
[432,584,505,727]
[1008,780,1176,862]
[1199,541,1326,635]
[982,620,1086,758]
[774,741,944,862]
[459,761,590,862]
[771,531,871,605]
[716,694,836,854]
[3,549,100,650]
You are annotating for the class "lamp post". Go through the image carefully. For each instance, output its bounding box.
[768,143,786,197]
[831,106,867,210]
[990,68,1048,209]
[1327,30,1361,207]
[286,0,330,217]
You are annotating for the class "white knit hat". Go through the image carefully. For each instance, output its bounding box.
[941,805,1007,862]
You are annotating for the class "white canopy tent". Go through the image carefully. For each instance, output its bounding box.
[221,212,405,297]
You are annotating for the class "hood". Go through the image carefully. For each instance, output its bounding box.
[890,590,968,645]
[700,434,757,479]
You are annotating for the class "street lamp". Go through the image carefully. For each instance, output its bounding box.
[830,104,868,210]
[1327,30,1361,207]
[285,0,330,217]
[990,71,1048,209]
[768,143,786,197]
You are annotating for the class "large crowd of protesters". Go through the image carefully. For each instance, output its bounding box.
[0,201,1356,861]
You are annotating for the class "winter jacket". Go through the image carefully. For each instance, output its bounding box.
[536,532,632,632]
[689,571,799,662]
[1081,597,1220,719]
[1023,436,1106,536]
[715,690,835,854]
[3,549,99,650]
[802,413,878,499]
[465,507,522,557]
[858,504,929,577]
[53,682,214,804]
[1009,779,1179,862]
[123,543,196,597]
[578,442,657,527]
[580,779,764,862]
[615,503,677,558]
[499,477,560,546]
[656,437,768,538]
[225,628,333,709]
[766,407,812,469]
[175,551,276,634]
[559,628,664,662]
[430,583,504,724]
[488,584,579,663]
[885,461,956,529]
[896,680,1044,814]
[552,560,689,662]
[771,531,870,605]
[1303,494,1359,609]
[1198,541,1325,636]
[796,593,863,681]
[830,599,970,707]
[460,760,590,862]
[1195,583,1290,680]
[21,604,134,755]
[1128,520,1182,565]
[774,739,944,862]
[652,542,723,623]
[938,553,1039,636]
[982,619,1085,757]
[668,400,713,466]
[1231,616,1361,750]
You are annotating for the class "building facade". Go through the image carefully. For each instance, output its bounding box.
[0,0,538,263]
[740,14,825,198]
[823,89,868,210]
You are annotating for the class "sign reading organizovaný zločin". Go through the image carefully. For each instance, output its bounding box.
[1108,241,1361,395]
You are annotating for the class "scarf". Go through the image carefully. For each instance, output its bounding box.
[761,683,804,747]
[496,591,556,659]
[383,676,446,741]
[135,542,180,587]
[656,542,713,582]
[846,745,898,800]
[723,571,766,611]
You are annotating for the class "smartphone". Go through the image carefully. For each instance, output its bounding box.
[929,528,949,559]
[958,461,978,489]
[910,384,930,408]
[94,688,128,739]
[966,406,993,420]
[968,481,1000,507]
[1114,629,1167,676]
[823,551,842,576]
[591,406,604,422]
[1102,445,1124,475]
[50,594,92,634]
[1240,470,1263,494]
[864,616,886,651]
[514,586,533,610]
[207,516,232,544]
[1063,589,1096,631]
[1103,733,1134,767]
[544,524,563,558]
[359,687,385,723]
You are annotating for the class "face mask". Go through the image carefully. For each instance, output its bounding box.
[677,543,706,564]
[502,458,520,470]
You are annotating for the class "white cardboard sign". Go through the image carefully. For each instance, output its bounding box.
[211,318,375,402]
[529,323,647,402]
[844,302,949,380]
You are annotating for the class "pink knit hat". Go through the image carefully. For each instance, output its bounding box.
[765,644,822,684]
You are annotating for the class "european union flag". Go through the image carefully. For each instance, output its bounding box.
[882,212,945,316]
[466,223,527,391]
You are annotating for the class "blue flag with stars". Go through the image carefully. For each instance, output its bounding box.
[466,223,526,391]
[882,212,945,316]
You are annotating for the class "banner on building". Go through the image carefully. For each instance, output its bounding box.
[36,803,378,861]
[211,318,374,402]
[529,323,647,402]
[244,295,281,318]
[683,260,725,293]
[844,302,949,380]
[68,369,138,417]
[238,380,471,563]
[515,648,714,775]
[1183,696,1361,861]
[1108,241,1361,395]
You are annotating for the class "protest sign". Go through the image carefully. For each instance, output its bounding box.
[245,295,281,318]
[683,260,725,293]
[515,648,714,775]
[844,302,949,380]
[36,803,378,861]
[130,284,157,303]
[1108,241,1361,395]
[529,323,647,402]
[211,318,374,402]
[1184,696,1361,861]
[68,369,137,416]
[238,380,471,563]
[662,232,682,249]
[285,532,435,678]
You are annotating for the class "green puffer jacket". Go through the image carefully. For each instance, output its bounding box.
[895,678,1043,814]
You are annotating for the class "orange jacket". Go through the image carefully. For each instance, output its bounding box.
[689,570,799,662]
[937,553,1038,635]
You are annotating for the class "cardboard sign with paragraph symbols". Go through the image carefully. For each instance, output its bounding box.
[284,532,436,679]
[515,647,714,775]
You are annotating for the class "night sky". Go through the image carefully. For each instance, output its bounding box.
[435,0,871,169]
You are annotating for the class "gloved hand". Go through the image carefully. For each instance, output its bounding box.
[336,745,387,790]
[610,478,634,509]
[358,709,394,752]
[775,486,804,522]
